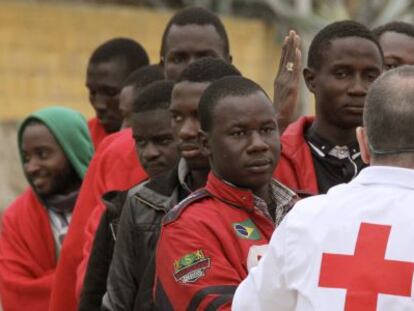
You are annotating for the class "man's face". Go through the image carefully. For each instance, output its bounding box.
[305,37,383,130]
[21,123,79,197]
[204,92,280,192]
[131,109,178,177]
[162,24,229,80]
[170,81,209,170]
[86,60,129,133]
[378,31,414,69]
[119,85,136,129]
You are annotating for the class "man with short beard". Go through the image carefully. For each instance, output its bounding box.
[0,107,93,311]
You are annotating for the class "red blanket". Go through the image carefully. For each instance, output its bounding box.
[0,188,56,311]
[88,117,108,150]
[49,129,148,311]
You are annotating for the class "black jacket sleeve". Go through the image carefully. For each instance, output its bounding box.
[102,198,138,311]
[79,210,114,311]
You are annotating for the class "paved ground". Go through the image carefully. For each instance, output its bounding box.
[0,121,27,212]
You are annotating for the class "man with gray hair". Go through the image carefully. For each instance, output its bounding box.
[233,65,414,310]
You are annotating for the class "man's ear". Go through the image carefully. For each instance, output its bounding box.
[159,58,166,76]
[303,67,316,93]
[356,126,371,165]
[227,54,233,64]
[198,129,211,157]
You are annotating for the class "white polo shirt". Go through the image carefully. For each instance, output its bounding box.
[233,166,414,311]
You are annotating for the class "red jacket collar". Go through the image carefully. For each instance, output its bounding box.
[204,172,256,212]
[281,116,315,153]
[279,116,319,195]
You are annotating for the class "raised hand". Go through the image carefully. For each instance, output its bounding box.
[274,30,302,134]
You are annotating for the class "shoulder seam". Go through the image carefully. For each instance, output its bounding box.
[162,189,211,225]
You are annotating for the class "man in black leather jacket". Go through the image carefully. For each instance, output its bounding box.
[78,80,178,311]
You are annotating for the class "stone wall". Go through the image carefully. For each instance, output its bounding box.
[0,1,281,120]
[0,1,281,210]
[0,122,26,210]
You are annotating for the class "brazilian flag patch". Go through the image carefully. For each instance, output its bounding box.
[232,219,261,240]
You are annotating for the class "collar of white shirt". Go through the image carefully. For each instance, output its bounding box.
[352,165,414,190]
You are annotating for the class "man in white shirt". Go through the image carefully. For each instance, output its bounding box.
[233,65,414,310]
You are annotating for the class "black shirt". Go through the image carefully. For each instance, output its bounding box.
[305,128,367,194]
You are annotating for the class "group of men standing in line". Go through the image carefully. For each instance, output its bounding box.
[1,5,414,311]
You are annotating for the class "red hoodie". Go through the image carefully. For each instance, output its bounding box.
[49,129,148,311]
[88,117,108,150]
[0,189,56,311]
[273,116,319,195]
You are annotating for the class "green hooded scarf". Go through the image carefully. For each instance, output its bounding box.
[18,106,94,180]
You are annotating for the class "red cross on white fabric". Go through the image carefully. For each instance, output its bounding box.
[319,222,414,311]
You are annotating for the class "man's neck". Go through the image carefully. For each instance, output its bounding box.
[311,119,358,146]
[253,184,271,205]
[188,168,209,191]
[43,189,80,213]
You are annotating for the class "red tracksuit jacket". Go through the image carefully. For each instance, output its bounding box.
[155,173,295,310]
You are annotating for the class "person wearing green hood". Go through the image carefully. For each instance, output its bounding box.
[0,106,94,311]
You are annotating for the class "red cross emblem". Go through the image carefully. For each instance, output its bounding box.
[319,222,414,310]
